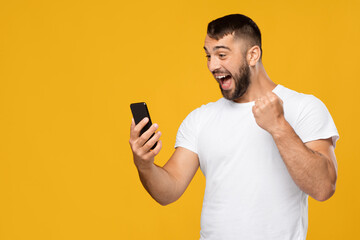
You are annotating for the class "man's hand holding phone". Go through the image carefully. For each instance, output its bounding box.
[129,117,162,171]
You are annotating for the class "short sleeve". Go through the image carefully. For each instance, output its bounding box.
[295,95,339,148]
[174,109,199,154]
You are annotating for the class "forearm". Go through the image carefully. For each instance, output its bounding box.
[137,163,179,206]
[271,121,336,201]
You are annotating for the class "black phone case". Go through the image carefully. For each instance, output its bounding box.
[130,102,157,149]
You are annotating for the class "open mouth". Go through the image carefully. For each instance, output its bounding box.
[215,75,232,90]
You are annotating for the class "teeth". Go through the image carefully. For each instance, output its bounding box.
[216,75,227,80]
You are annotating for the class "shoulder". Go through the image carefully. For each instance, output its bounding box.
[175,98,225,150]
[279,86,339,146]
[275,85,331,126]
[276,84,325,109]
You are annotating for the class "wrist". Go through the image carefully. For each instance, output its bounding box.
[134,158,155,172]
[270,118,292,138]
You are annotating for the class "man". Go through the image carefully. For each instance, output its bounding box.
[129,14,338,240]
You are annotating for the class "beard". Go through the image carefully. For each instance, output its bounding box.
[220,62,250,101]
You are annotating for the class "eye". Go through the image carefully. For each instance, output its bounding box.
[205,54,211,60]
[219,53,226,59]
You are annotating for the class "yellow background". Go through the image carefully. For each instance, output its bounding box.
[1,0,359,239]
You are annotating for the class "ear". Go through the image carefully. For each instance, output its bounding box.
[246,45,261,67]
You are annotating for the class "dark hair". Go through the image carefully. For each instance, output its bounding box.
[207,14,262,59]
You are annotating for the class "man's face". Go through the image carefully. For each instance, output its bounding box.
[204,34,250,101]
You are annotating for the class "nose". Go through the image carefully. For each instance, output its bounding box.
[207,57,221,73]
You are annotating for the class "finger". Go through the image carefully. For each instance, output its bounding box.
[252,105,257,115]
[141,130,161,152]
[131,117,149,139]
[269,92,283,106]
[137,123,159,146]
[266,92,277,102]
[257,97,268,109]
[130,118,135,130]
[262,95,270,103]
[275,93,283,104]
[129,118,136,143]
[279,97,283,105]
[144,139,162,159]
[255,97,262,106]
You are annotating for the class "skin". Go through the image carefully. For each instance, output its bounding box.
[129,33,337,205]
[129,118,199,205]
[252,94,337,201]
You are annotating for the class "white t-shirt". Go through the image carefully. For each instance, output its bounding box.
[175,84,339,240]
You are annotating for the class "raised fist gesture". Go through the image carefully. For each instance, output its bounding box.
[252,92,286,134]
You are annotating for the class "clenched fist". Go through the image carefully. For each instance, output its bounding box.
[252,92,287,134]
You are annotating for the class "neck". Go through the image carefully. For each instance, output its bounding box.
[233,62,276,103]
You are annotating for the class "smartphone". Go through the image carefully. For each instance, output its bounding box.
[130,102,157,149]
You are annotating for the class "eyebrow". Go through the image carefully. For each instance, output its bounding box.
[203,45,231,52]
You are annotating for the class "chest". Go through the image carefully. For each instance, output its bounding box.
[196,105,298,177]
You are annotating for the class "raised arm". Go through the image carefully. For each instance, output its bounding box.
[272,129,337,201]
[252,92,338,201]
[129,118,199,205]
